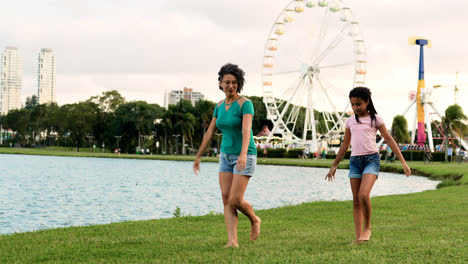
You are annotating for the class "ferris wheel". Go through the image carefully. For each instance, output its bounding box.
[262,0,366,149]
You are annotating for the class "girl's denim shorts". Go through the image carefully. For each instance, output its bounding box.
[349,153,380,179]
[219,152,257,176]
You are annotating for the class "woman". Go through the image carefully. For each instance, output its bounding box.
[193,63,261,248]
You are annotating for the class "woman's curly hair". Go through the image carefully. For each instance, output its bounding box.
[218,63,245,93]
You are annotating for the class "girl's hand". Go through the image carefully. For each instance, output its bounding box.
[402,162,411,177]
[193,158,201,176]
[236,154,247,172]
[325,166,337,181]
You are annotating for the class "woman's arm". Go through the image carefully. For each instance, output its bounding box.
[379,124,411,176]
[325,128,351,181]
[193,118,217,175]
[236,113,253,172]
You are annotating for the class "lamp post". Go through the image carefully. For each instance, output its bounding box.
[115,135,121,154]
[86,134,94,152]
[173,134,180,155]
[153,119,162,155]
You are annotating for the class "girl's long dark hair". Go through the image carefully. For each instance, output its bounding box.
[349,87,378,127]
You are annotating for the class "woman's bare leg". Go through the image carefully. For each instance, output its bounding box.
[219,172,238,247]
[358,173,377,241]
[230,174,261,241]
[350,178,363,243]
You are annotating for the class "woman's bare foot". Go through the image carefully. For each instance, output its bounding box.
[359,228,372,241]
[224,242,239,248]
[250,217,261,241]
[351,239,362,245]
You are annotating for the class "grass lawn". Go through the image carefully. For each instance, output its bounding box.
[0,147,467,263]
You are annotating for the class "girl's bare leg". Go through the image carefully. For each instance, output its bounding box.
[358,173,377,241]
[230,174,261,241]
[350,178,363,243]
[219,172,238,247]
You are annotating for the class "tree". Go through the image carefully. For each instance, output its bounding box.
[445,105,467,137]
[164,100,197,154]
[113,101,163,153]
[444,105,467,161]
[391,115,410,143]
[86,90,126,112]
[4,109,30,144]
[193,99,216,147]
[64,102,99,151]
[25,95,39,109]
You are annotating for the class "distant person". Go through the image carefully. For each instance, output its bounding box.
[193,63,260,248]
[325,87,411,244]
[302,148,309,159]
[424,145,432,164]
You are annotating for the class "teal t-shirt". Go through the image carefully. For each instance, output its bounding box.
[213,98,257,155]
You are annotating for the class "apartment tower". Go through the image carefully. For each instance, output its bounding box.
[0,47,22,115]
[37,48,56,104]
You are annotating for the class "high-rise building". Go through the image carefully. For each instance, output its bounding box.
[37,48,56,104]
[165,90,184,108]
[190,91,205,105]
[0,47,22,115]
[165,87,205,108]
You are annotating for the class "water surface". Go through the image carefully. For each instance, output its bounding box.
[0,154,438,234]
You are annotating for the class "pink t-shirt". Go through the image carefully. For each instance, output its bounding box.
[345,114,384,156]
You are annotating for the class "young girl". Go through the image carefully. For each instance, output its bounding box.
[325,87,411,244]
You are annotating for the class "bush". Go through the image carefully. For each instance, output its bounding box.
[432,152,446,161]
[256,147,287,158]
[267,148,287,158]
[436,178,461,189]
[286,148,304,158]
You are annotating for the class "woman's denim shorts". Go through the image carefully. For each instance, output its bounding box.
[349,153,380,179]
[219,152,257,176]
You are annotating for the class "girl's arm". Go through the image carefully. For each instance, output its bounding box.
[378,124,411,176]
[236,113,253,172]
[325,128,351,181]
[193,118,217,175]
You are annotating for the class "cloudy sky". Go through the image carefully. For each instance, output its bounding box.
[1,0,467,127]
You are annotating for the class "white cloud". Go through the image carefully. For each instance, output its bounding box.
[1,0,467,129]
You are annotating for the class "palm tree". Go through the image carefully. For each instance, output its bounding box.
[444,105,467,161]
[176,112,197,154]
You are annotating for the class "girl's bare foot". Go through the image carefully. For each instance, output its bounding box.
[224,242,239,248]
[250,217,261,241]
[351,239,362,245]
[359,228,372,241]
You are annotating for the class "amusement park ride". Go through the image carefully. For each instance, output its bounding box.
[262,0,366,151]
[377,37,468,152]
[261,0,466,152]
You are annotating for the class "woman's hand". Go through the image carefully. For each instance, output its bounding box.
[193,157,201,176]
[402,162,411,177]
[236,154,247,172]
[325,166,337,182]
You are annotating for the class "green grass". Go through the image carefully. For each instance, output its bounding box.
[1,147,467,263]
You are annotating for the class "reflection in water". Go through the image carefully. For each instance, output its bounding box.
[0,154,438,234]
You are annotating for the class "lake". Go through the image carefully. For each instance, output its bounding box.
[0,154,438,234]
